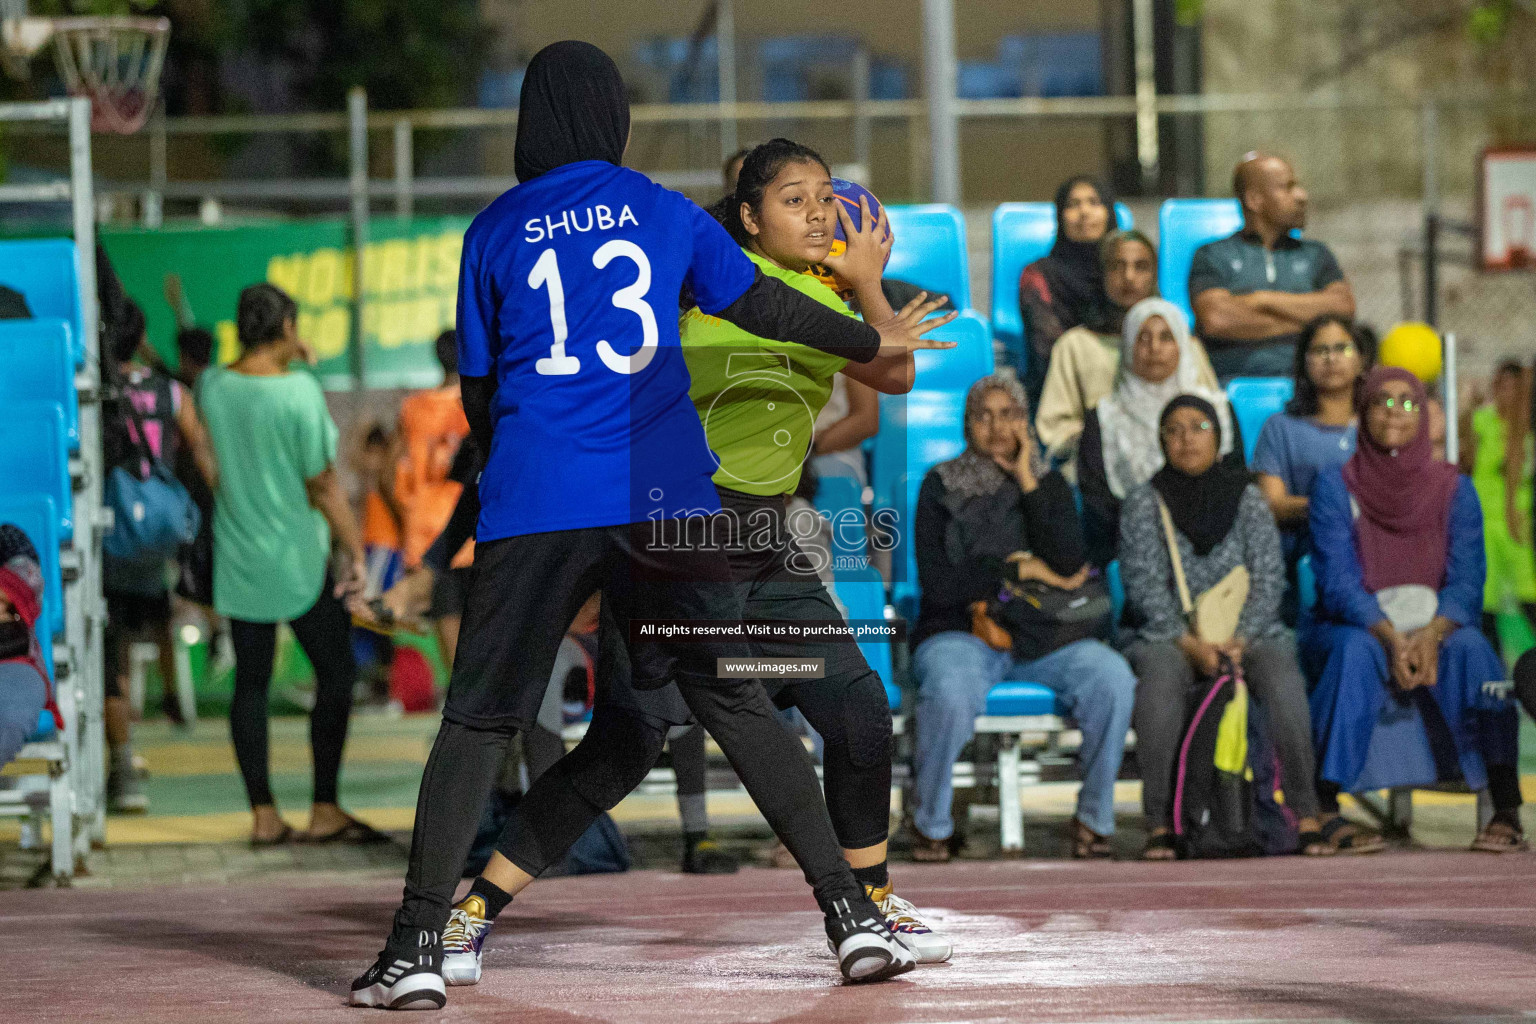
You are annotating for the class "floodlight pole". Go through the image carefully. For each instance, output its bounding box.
[921,0,960,205]
[1443,332,1458,465]
[348,87,368,389]
[1131,0,1160,187]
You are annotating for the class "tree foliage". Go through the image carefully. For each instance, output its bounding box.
[216,0,487,112]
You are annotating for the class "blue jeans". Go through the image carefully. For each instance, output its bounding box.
[0,661,47,769]
[912,632,1137,840]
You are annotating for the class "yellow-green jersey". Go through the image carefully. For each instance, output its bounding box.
[681,250,858,496]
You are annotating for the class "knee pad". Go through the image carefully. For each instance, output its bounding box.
[831,672,895,770]
[565,711,669,811]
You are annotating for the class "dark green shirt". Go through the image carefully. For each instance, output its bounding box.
[1188,230,1345,377]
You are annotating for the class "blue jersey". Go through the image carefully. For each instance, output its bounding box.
[457,161,757,540]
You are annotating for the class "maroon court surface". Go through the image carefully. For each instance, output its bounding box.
[8,851,1536,1023]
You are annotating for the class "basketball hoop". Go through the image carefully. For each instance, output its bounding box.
[1,15,169,134]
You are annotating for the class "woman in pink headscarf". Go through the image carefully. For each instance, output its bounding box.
[1305,366,1524,853]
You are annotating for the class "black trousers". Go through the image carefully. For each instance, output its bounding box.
[492,488,893,888]
[228,579,356,808]
[391,520,860,947]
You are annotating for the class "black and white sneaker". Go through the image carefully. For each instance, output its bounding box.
[824,896,917,983]
[349,930,446,1010]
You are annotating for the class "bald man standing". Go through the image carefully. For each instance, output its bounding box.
[1189,153,1355,378]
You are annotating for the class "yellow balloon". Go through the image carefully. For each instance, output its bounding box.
[1379,321,1443,383]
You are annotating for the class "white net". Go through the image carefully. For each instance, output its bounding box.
[1,15,168,133]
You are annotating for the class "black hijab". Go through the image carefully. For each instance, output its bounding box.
[1150,395,1251,557]
[1033,175,1115,332]
[514,41,630,183]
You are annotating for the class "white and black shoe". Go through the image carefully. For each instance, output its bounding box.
[823,895,917,983]
[349,931,447,1010]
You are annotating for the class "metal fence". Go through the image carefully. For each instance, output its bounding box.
[8,88,1535,379]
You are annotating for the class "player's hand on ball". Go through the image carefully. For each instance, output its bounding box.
[824,196,890,290]
[872,291,959,355]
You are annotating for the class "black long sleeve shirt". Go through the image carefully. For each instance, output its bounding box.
[911,466,1086,648]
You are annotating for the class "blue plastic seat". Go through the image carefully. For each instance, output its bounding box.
[990,202,1133,367]
[1157,198,1242,325]
[0,238,85,365]
[813,475,863,521]
[0,319,78,451]
[884,205,971,311]
[0,403,72,541]
[23,707,57,744]
[984,680,1061,716]
[831,567,898,708]
[0,494,63,637]
[911,309,994,391]
[1106,559,1125,627]
[1226,376,1295,464]
[870,389,967,515]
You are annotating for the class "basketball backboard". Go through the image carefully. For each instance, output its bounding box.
[1479,147,1536,272]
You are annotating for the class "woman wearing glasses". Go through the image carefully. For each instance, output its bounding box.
[1307,366,1525,853]
[1251,315,1376,623]
[1118,396,1325,860]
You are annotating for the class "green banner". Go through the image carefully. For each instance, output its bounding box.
[101,216,469,390]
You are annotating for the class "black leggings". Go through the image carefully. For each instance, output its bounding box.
[228,582,356,808]
[395,677,857,943]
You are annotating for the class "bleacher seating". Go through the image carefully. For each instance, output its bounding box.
[831,568,900,712]
[911,309,994,391]
[0,238,86,365]
[0,402,73,542]
[0,319,79,451]
[990,201,1133,368]
[0,235,83,882]
[1226,376,1294,464]
[884,205,971,311]
[1158,198,1242,324]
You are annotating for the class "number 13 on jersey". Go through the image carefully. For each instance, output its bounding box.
[530,241,659,377]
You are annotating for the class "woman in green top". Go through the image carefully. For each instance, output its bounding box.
[198,283,371,847]
[1463,358,1536,653]
[670,139,951,961]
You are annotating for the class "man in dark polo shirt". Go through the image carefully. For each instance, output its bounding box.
[1189,152,1355,378]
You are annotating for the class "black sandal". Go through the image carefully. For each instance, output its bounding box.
[1142,830,1177,862]
[1471,819,1529,853]
[250,823,294,848]
[1316,816,1385,856]
[301,816,391,845]
[1071,819,1113,859]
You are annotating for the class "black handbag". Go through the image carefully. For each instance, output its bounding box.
[984,571,1113,661]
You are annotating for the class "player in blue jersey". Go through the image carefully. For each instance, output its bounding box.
[349,41,958,1009]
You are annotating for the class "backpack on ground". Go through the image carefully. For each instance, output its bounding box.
[1172,659,1297,859]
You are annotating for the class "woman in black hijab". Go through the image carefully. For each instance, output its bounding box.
[513,40,629,182]
[1018,175,1116,394]
[1117,394,1326,860]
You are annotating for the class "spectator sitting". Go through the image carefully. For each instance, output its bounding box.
[198,283,371,846]
[1305,366,1524,853]
[910,375,1136,862]
[1190,152,1355,379]
[1252,315,1376,619]
[811,375,878,487]
[1463,359,1536,653]
[1078,298,1236,567]
[0,524,59,771]
[1018,175,1117,397]
[1036,229,1220,477]
[1117,395,1326,860]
